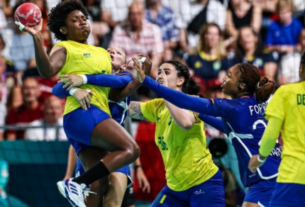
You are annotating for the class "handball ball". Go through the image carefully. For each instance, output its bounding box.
[14,3,42,27]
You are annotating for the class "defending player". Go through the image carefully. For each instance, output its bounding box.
[248,52,305,207]
[134,62,282,207]
[128,60,225,207]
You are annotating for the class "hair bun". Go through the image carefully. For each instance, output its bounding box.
[256,76,275,102]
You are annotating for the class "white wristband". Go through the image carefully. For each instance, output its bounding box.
[80,75,88,84]
[69,88,78,96]
[257,155,266,163]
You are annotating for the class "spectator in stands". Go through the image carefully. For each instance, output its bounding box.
[8,4,37,83]
[265,0,303,54]
[225,0,262,43]
[145,0,179,61]
[5,77,43,140]
[25,95,66,141]
[186,23,227,93]
[110,0,164,78]
[278,28,305,85]
[223,26,278,82]
[0,56,8,140]
[177,0,226,52]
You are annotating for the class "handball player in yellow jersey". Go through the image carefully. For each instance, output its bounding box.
[15,1,140,206]
[249,52,305,207]
[127,59,225,207]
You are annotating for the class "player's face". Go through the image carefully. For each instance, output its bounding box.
[62,10,91,43]
[107,47,126,71]
[22,79,41,103]
[221,65,240,97]
[239,28,257,51]
[157,63,184,90]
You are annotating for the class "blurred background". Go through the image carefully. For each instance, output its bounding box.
[0,0,304,206]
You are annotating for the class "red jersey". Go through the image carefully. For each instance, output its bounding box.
[5,102,44,139]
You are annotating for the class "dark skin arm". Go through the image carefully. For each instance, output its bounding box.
[109,55,152,102]
[16,21,66,78]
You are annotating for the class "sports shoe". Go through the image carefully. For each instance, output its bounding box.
[57,178,87,207]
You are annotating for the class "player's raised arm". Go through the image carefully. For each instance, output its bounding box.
[15,21,66,78]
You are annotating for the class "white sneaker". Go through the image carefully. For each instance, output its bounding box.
[57,179,87,207]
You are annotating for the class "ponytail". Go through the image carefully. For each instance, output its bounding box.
[183,77,200,95]
[255,77,275,102]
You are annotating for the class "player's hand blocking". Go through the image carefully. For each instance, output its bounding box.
[72,89,93,111]
[59,75,84,90]
[132,57,146,83]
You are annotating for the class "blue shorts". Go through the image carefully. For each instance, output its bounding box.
[244,178,276,206]
[151,170,225,207]
[268,182,305,207]
[75,158,131,185]
[64,105,110,155]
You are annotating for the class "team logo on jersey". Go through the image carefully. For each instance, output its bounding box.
[83,53,91,58]
[158,136,168,150]
[168,116,172,126]
[101,70,106,74]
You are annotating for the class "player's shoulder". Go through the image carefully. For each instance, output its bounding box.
[277,82,303,94]
[145,98,165,109]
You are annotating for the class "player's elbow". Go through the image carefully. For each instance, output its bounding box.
[179,120,194,130]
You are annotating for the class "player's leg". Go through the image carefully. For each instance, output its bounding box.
[121,184,135,207]
[151,185,188,207]
[243,178,276,207]
[188,170,225,207]
[63,106,139,185]
[78,146,110,207]
[104,172,128,207]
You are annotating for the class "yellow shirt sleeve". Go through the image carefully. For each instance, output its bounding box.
[140,99,163,123]
[265,86,286,121]
[259,113,283,157]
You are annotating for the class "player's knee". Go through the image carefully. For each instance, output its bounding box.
[126,143,140,162]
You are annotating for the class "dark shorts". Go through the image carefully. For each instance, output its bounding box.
[268,182,305,207]
[244,178,276,206]
[64,105,110,155]
[151,170,225,207]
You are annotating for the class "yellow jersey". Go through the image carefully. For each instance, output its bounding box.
[265,82,305,184]
[141,99,218,191]
[55,41,112,115]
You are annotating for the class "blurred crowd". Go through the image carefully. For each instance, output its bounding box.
[0,0,304,206]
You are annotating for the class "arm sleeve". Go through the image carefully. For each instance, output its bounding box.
[52,83,70,98]
[86,73,133,88]
[142,76,235,118]
[259,116,283,157]
[198,114,225,133]
[140,99,163,123]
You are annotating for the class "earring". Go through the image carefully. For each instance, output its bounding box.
[60,29,63,33]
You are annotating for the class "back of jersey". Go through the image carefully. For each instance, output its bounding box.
[264,82,305,184]
[213,96,281,186]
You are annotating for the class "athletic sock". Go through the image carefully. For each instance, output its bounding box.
[72,161,110,186]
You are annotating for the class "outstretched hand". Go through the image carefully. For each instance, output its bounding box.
[58,75,85,90]
[15,19,43,37]
[132,57,146,83]
[138,54,152,76]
